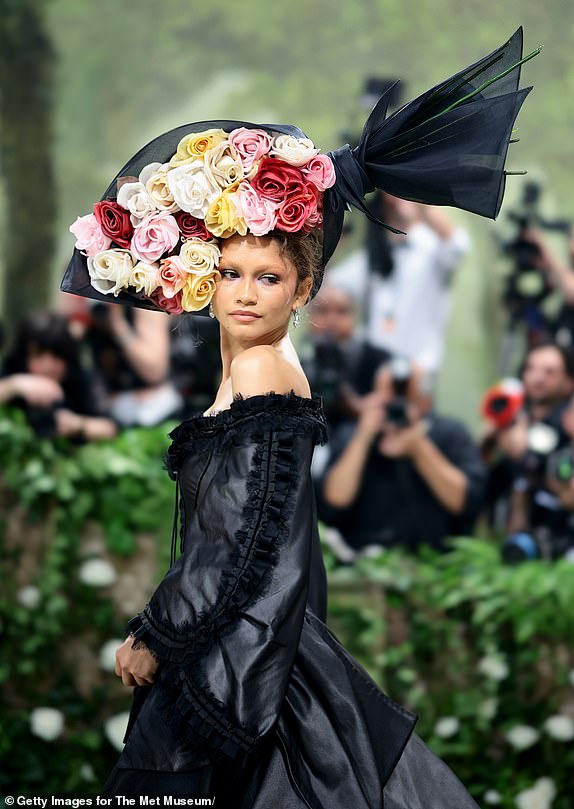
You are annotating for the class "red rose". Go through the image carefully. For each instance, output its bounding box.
[276,184,322,233]
[251,158,307,205]
[94,200,133,248]
[176,212,212,241]
[151,288,184,315]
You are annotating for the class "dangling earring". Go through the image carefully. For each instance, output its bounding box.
[292,308,301,328]
[209,302,216,319]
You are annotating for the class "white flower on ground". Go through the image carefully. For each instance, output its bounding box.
[478,698,498,721]
[30,707,65,741]
[505,724,540,751]
[484,790,502,805]
[98,639,123,672]
[80,763,96,782]
[78,558,117,587]
[434,716,460,738]
[17,585,41,609]
[104,712,130,752]
[478,654,509,681]
[515,777,556,809]
[543,714,574,741]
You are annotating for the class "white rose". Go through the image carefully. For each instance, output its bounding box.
[87,249,134,296]
[434,716,460,738]
[478,654,509,681]
[104,712,130,752]
[515,778,556,809]
[78,558,117,587]
[203,140,244,190]
[141,162,179,213]
[17,585,41,609]
[484,790,502,805]
[30,707,64,741]
[505,724,540,751]
[543,714,574,741]
[129,261,160,296]
[117,181,156,224]
[180,238,221,275]
[167,162,220,218]
[270,134,319,166]
[478,698,498,721]
[98,638,124,672]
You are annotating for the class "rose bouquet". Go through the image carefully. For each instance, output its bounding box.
[69,127,336,314]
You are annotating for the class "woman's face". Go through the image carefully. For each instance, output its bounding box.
[27,349,67,383]
[212,235,311,342]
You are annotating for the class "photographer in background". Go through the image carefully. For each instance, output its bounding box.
[303,283,390,430]
[317,357,484,554]
[0,312,117,441]
[500,342,574,559]
[85,305,182,427]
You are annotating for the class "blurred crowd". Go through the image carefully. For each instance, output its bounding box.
[3,188,574,565]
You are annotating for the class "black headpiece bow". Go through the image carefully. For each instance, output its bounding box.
[61,27,538,315]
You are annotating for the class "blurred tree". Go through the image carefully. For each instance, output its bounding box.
[0,0,56,338]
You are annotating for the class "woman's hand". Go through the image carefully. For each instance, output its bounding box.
[115,635,159,687]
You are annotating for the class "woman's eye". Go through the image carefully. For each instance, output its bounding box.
[219,269,238,279]
[260,274,280,284]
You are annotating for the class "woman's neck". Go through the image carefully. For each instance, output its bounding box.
[219,327,292,380]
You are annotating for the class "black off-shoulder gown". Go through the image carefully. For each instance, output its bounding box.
[102,394,479,808]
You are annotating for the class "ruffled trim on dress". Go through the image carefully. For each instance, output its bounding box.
[128,400,314,764]
[164,391,327,480]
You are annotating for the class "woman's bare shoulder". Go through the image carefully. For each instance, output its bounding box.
[230,346,310,398]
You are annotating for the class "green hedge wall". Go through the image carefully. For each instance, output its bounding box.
[1,408,573,808]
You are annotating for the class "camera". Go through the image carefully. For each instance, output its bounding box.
[310,336,347,408]
[384,356,411,428]
[502,528,574,563]
[480,378,524,429]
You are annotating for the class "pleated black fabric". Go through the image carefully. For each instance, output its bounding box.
[100,394,479,808]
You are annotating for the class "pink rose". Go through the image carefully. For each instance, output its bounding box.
[69,213,111,256]
[235,182,278,236]
[131,211,180,263]
[151,288,184,315]
[251,158,307,205]
[158,255,188,299]
[228,128,272,176]
[302,154,336,191]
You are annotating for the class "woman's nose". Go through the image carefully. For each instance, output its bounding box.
[236,278,257,304]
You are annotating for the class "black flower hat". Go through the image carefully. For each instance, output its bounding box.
[62,28,538,316]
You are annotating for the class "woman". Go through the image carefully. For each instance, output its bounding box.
[62,30,537,805]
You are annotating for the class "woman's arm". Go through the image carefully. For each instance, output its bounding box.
[107,307,171,385]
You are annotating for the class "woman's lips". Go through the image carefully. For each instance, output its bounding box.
[229,311,261,322]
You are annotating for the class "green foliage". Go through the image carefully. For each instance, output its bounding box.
[327,539,574,807]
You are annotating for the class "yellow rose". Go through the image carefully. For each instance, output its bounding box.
[170,129,228,167]
[204,185,248,239]
[180,238,221,275]
[181,271,219,312]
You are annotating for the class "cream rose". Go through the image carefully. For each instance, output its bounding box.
[181,271,219,312]
[270,134,318,167]
[180,238,221,275]
[129,261,160,296]
[167,162,220,218]
[169,129,228,167]
[140,162,179,213]
[87,249,134,296]
[117,180,156,224]
[203,140,244,190]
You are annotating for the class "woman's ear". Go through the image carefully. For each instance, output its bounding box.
[294,276,313,309]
